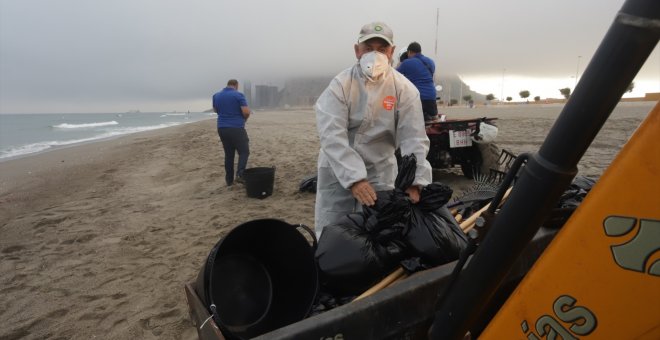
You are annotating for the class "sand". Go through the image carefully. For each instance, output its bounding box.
[0,101,654,339]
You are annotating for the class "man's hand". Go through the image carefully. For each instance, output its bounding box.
[405,186,420,204]
[351,180,377,206]
[241,106,251,120]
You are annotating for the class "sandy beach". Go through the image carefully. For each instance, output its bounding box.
[0,101,654,339]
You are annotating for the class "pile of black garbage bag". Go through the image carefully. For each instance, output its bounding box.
[314,154,468,299]
[543,175,597,228]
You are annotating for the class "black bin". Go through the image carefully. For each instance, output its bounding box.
[195,219,318,339]
[243,167,275,199]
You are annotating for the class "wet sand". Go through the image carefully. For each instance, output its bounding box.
[0,101,654,339]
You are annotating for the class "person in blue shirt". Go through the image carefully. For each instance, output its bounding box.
[212,79,252,186]
[396,42,439,122]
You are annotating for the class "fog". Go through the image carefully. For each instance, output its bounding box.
[1,0,658,113]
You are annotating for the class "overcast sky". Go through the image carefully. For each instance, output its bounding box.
[1,0,658,113]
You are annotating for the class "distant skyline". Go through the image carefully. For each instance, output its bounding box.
[1,0,658,113]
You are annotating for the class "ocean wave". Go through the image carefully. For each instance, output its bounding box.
[103,123,179,136]
[1,122,180,160]
[52,121,119,129]
[0,142,54,159]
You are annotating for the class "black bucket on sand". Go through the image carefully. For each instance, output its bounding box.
[195,219,318,339]
[243,167,275,199]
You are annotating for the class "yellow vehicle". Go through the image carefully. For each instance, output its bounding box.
[479,101,659,339]
[186,0,659,338]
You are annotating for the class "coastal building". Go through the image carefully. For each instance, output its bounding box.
[254,85,280,108]
[243,80,252,105]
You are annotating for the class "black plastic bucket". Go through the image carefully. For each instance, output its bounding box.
[195,219,318,339]
[243,167,275,199]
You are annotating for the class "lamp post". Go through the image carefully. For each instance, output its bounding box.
[434,8,439,58]
[500,68,506,104]
[458,74,463,106]
[574,55,582,88]
[447,83,452,106]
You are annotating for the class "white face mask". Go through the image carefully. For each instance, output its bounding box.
[359,51,389,80]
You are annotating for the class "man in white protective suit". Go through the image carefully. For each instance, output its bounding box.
[314,21,433,238]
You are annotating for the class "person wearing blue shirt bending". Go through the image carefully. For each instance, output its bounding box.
[212,79,252,186]
[397,42,439,122]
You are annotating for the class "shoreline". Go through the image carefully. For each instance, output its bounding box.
[0,116,215,164]
[0,120,210,215]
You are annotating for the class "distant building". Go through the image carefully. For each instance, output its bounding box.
[243,80,252,105]
[278,77,332,108]
[254,85,280,108]
[643,92,660,101]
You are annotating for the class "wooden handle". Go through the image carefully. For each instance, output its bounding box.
[353,267,406,302]
[461,186,513,232]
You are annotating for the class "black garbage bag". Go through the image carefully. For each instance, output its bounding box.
[417,183,454,211]
[400,257,431,273]
[405,184,468,265]
[395,152,417,189]
[544,175,597,229]
[299,174,317,193]
[315,153,467,296]
[309,291,354,316]
[315,154,419,296]
[315,190,410,296]
[559,176,596,208]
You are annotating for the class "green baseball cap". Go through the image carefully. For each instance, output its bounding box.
[358,22,394,46]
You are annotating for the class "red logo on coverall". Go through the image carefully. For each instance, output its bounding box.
[382,96,396,110]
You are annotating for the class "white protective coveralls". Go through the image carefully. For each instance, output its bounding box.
[314,63,433,237]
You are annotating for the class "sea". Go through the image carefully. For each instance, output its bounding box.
[0,112,215,161]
